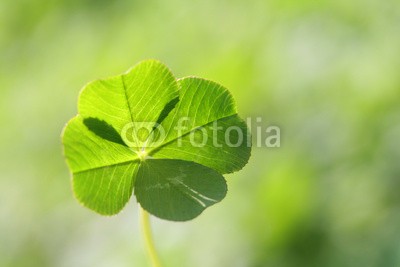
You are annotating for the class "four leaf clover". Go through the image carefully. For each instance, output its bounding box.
[62,60,251,221]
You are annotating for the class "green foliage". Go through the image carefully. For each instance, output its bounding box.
[62,60,251,221]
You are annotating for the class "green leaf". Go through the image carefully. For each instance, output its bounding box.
[74,162,139,215]
[62,59,251,220]
[135,159,227,221]
[149,77,251,174]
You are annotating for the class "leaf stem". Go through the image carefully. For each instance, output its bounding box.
[140,206,163,267]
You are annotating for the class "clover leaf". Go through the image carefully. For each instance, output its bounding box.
[62,60,251,221]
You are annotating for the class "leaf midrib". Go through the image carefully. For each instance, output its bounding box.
[74,158,140,175]
[121,74,140,149]
[146,113,238,156]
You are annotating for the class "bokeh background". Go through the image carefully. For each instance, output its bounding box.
[1,0,400,266]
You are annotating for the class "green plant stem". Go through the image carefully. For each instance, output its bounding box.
[140,206,163,267]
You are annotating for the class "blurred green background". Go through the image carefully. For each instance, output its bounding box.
[1,0,400,266]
